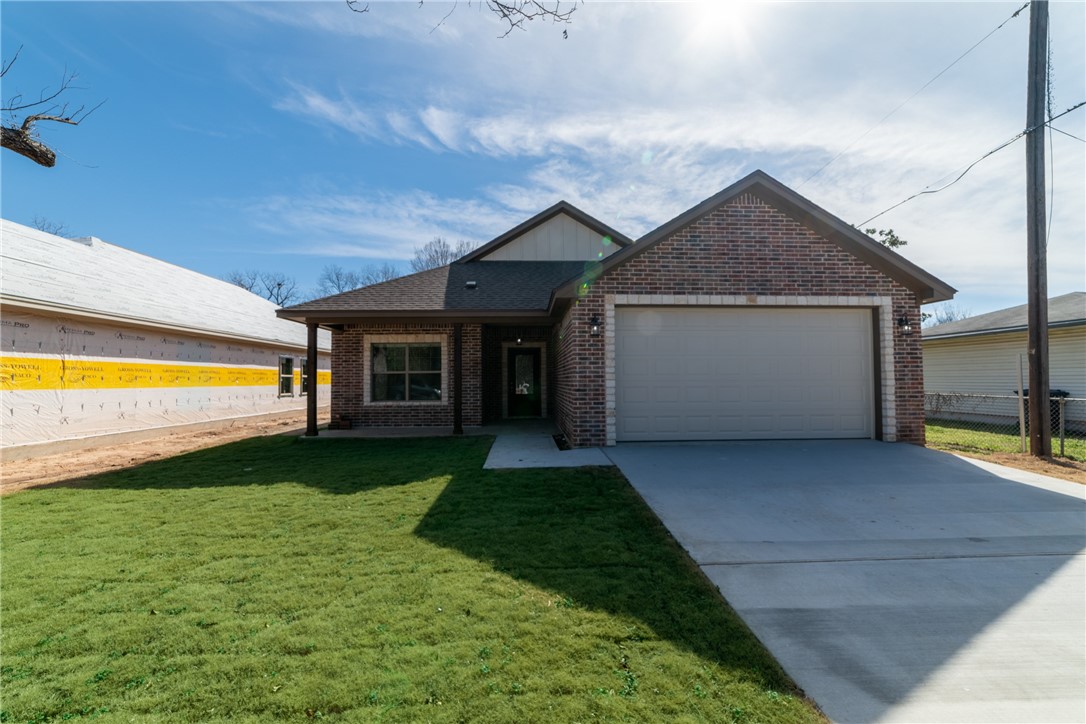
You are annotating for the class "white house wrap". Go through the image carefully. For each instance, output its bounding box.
[1,220,330,452]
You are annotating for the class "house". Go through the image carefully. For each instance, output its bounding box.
[278,170,955,448]
[0,219,332,455]
[922,293,1086,427]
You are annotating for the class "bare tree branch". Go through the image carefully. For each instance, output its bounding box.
[260,272,300,306]
[317,262,401,296]
[316,264,363,296]
[0,46,22,79]
[31,216,69,237]
[360,262,401,286]
[410,237,477,272]
[1,48,104,168]
[225,269,262,293]
[346,0,577,37]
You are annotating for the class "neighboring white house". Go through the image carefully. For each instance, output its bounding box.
[922,292,1085,427]
[0,219,331,455]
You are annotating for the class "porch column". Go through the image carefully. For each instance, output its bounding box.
[453,323,463,435]
[306,322,318,437]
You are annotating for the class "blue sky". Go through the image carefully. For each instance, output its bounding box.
[3,1,1084,316]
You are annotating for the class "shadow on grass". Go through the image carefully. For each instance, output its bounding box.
[412,463,793,690]
[40,435,491,495]
[32,433,793,691]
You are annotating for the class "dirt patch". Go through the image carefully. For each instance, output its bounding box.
[942,449,1086,485]
[1,413,311,495]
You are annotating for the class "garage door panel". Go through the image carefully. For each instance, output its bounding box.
[616,307,873,441]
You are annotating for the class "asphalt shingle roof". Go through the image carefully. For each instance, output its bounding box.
[281,261,591,316]
[923,292,1085,339]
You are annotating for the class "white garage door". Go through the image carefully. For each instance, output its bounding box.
[615,307,874,441]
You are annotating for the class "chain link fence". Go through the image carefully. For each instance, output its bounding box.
[924,393,1086,460]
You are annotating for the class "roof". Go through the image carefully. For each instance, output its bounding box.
[458,200,633,263]
[923,292,1086,340]
[278,261,589,323]
[1,219,330,351]
[554,170,957,304]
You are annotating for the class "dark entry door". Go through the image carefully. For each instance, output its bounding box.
[507,347,542,417]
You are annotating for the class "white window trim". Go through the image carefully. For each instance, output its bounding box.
[501,341,547,418]
[604,294,896,446]
[278,355,294,397]
[364,334,448,406]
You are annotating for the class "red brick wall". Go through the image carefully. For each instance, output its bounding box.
[330,323,482,428]
[554,191,925,447]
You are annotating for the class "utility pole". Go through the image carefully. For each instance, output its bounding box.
[1025,0,1051,457]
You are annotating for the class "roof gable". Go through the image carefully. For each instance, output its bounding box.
[555,170,956,304]
[460,201,632,263]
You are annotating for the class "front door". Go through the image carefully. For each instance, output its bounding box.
[507,347,542,417]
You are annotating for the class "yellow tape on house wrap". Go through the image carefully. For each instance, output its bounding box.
[1,356,331,391]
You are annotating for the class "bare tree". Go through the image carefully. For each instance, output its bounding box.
[923,303,973,328]
[259,272,301,306]
[1,47,104,168]
[360,262,401,286]
[225,269,262,293]
[316,262,401,296]
[347,0,577,38]
[316,264,362,296]
[31,216,69,237]
[225,269,302,306]
[410,237,477,272]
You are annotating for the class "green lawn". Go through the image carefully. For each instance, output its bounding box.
[1,436,821,723]
[926,419,1086,461]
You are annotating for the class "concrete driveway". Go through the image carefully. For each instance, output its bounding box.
[606,441,1086,723]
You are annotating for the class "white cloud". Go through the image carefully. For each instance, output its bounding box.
[248,188,521,259]
[250,0,1084,312]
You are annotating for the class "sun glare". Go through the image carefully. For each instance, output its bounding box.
[684,1,762,57]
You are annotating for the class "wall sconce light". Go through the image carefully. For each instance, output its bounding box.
[589,314,602,337]
[515,337,523,346]
[897,316,913,336]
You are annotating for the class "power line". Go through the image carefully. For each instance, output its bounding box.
[858,100,1085,227]
[1049,125,1085,143]
[800,2,1030,188]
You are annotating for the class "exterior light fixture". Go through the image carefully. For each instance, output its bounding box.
[515,337,523,346]
[897,316,913,336]
[589,314,602,337]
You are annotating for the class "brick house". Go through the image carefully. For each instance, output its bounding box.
[278,170,955,447]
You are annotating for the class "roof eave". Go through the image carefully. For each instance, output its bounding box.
[3,296,331,352]
[923,318,1086,341]
[554,170,957,304]
[276,307,559,326]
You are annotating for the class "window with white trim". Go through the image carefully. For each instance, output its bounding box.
[371,344,442,401]
[300,357,308,396]
[279,356,294,396]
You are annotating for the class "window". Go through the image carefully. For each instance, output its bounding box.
[279,356,293,396]
[300,358,308,396]
[371,344,442,401]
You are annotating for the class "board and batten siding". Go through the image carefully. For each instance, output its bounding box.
[923,326,1086,397]
[478,213,623,262]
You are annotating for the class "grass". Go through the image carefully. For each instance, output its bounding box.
[926,419,1086,461]
[1,436,822,723]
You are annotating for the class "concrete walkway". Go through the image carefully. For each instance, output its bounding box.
[483,429,612,469]
[308,421,613,469]
[606,441,1086,724]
